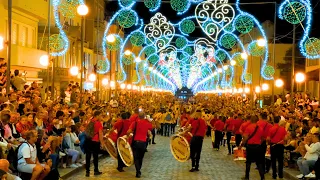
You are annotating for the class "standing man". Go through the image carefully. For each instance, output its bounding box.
[225,112,236,155]
[233,114,243,147]
[127,111,152,178]
[240,115,265,180]
[85,110,105,177]
[188,110,207,172]
[267,116,287,180]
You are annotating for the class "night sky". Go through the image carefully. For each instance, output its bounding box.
[104,0,320,44]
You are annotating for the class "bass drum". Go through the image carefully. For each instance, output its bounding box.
[103,136,117,160]
[170,134,191,162]
[117,137,134,167]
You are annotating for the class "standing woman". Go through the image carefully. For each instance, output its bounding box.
[187,110,207,172]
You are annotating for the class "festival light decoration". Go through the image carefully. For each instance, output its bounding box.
[102,78,109,86]
[119,0,135,8]
[106,34,122,51]
[220,34,237,49]
[39,55,49,67]
[144,0,161,12]
[262,83,269,91]
[175,37,188,49]
[170,0,190,15]
[234,15,254,34]
[117,9,138,28]
[248,41,265,57]
[59,0,80,18]
[130,31,146,46]
[275,79,284,87]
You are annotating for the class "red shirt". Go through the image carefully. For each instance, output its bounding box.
[92,118,103,142]
[257,120,272,139]
[114,119,132,138]
[225,118,235,131]
[268,124,287,144]
[185,118,195,128]
[243,123,263,145]
[191,118,207,137]
[129,114,139,124]
[240,121,251,135]
[210,119,218,128]
[214,120,225,131]
[233,119,243,134]
[129,119,152,142]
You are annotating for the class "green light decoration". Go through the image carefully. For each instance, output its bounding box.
[130,31,145,46]
[138,60,146,70]
[202,21,215,34]
[144,46,156,56]
[107,36,121,51]
[116,72,124,81]
[283,2,306,24]
[145,38,153,45]
[122,54,134,65]
[305,38,320,56]
[224,24,233,32]
[226,68,231,75]
[248,42,265,57]
[120,0,134,7]
[184,46,193,55]
[244,73,252,82]
[146,69,151,75]
[144,0,160,9]
[162,69,169,76]
[49,34,65,53]
[117,10,137,28]
[180,20,195,34]
[264,65,275,77]
[215,50,226,61]
[132,74,138,82]
[233,53,244,66]
[59,0,79,19]
[148,54,158,65]
[97,60,107,73]
[175,37,187,49]
[141,79,146,86]
[170,0,188,12]
[235,15,254,34]
[220,34,237,49]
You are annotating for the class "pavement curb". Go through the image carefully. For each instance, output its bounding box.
[61,155,107,179]
[283,169,297,180]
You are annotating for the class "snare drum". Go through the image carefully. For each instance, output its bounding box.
[233,147,246,161]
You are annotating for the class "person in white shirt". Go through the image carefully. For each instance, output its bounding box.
[296,134,320,179]
[109,98,118,108]
[17,130,50,180]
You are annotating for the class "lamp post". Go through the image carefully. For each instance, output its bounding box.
[77,4,88,107]
[6,0,12,94]
[295,72,306,92]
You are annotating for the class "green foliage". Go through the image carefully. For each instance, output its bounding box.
[148,54,158,65]
[215,50,226,61]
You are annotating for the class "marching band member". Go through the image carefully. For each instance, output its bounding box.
[213,116,225,150]
[126,111,152,178]
[109,111,131,172]
[185,110,207,172]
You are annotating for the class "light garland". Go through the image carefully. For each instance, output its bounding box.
[304,38,320,56]
[144,0,161,12]
[170,0,190,14]
[117,9,138,28]
[49,34,65,53]
[220,34,237,49]
[175,37,188,49]
[283,1,306,25]
[248,41,266,57]
[263,65,275,78]
[235,15,254,34]
[119,0,135,8]
[106,34,122,51]
[122,54,135,65]
[180,19,195,35]
[130,31,145,46]
[59,0,79,19]
[96,59,108,74]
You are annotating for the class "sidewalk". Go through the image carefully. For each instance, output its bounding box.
[284,167,301,180]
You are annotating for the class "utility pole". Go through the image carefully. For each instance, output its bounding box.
[291,24,296,96]
[6,0,12,94]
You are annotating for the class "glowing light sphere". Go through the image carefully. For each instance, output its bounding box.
[88,73,96,82]
[230,60,236,66]
[170,0,189,13]
[244,87,250,93]
[244,73,252,82]
[106,35,121,51]
[144,46,156,56]
[122,54,134,65]
[135,57,142,63]
[255,86,261,93]
[119,0,134,7]
[0,36,3,50]
[77,4,89,16]
[59,0,79,19]
[262,83,269,91]
[175,37,188,49]
[215,50,226,61]
[49,34,66,53]
[248,41,265,57]
[180,19,195,34]
[102,78,109,86]
[220,34,237,49]
[130,31,145,46]
[235,15,254,34]
[295,72,305,83]
[264,65,275,77]
[107,34,115,43]
[39,55,49,67]
[96,59,108,74]
[283,1,306,24]
[148,54,158,65]
[184,46,193,55]
[69,66,79,76]
[117,10,137,28]
[304,38,320,56]
[238,88,243,93]
[234,53,244,66]
[223,65,228,70]
[120,84,126,89]
[241,52,248,59]
[124,50,131,56]
[275,79,284,87]
[257,38,266,47]
[144,0,161,10]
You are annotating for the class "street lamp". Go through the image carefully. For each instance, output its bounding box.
[275,79,284,88]
[244,87,250,93]
[241,52,248,59]
[0,36,4,50]
[295,72,305,83]
[88,73,96,82]
[107,34,115,43]
[223,65,228,70]
[255,86,261,93]
[102,78,108,86]
[262,83,269,91]
[39,55,49,67]
[230,60,236,66]
[77,4,89,16]
[124,50,131,56]
[120,84,126,89]
[69,66,79,76]
[127,84,132,90]
[257,38,266,47]
[135,57,141,63]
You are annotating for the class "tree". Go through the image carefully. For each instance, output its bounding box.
[277,47,305,91]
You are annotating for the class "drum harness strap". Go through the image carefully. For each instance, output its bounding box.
[244,125,259,146]
[270,126,281,146]
[118,121,124,138]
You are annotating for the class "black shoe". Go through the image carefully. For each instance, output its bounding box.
[152,142,156,144]
[195,168,199,171]
[189,168,196,172]
[117,168,125,172]
[145,149,148,152]
[85,172,90,177]
[265,170,269,174]
[94,171,102,175]
[136,172,141,178]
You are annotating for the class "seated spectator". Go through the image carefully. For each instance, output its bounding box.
[17,130,50,180]
[0,169,7,180]
[16,116,29,135]
[310,118,320,134]
[61,128,80,168]
[0,159,21,180]
[296,134,320,179]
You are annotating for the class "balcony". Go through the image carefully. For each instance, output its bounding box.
[306,58,320,73]
[11,44,47,69]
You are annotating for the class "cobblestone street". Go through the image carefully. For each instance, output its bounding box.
[67,135,289,180]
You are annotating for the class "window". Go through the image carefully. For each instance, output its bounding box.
[20,26,27,47]
[12,23,18,44]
